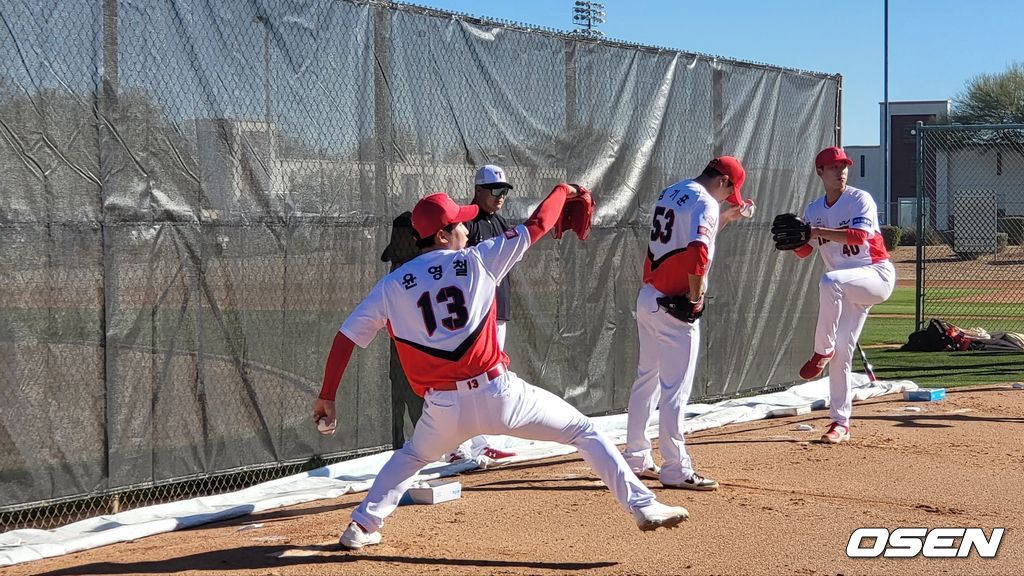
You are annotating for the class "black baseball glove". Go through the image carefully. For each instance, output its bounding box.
[771,213,811,250]
[656,295,704,323]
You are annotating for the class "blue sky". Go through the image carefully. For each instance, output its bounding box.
[402,0,1024,146]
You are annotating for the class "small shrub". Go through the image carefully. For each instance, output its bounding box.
[880,225,901,250]
[997,232,1008,253]
[900,228,917,246]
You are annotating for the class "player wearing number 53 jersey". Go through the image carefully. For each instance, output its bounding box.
[625,157,754,490]
[314,185,689,550]
[794,147,895,444]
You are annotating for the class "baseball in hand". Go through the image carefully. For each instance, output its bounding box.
[317,417,336,435]
[740,201,756,218]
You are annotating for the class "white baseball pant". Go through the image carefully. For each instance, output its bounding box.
[624,283,701,485]
[351,370,656,533]
[451,320,509,459]
[815,261,896,426]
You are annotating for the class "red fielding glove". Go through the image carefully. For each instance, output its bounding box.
[552,184,596,240]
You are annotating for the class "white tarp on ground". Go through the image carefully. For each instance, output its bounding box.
[0,375,917,567]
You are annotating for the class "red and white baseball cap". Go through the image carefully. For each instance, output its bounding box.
[411,192,480,239]
[706,156,746,206]
[815,146,854,169]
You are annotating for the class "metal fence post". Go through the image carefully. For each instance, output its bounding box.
[99,0,120,499]
[914,121,925,331]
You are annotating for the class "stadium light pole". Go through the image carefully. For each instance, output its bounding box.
[572,1,605,38]
[883,0,890,225]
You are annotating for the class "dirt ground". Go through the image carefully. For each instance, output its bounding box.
[10,385,1024,576]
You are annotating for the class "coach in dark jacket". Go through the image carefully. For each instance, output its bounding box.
[467,164,515,345]
[448,164,519,464]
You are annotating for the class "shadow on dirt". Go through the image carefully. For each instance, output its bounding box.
[33,545,618,575]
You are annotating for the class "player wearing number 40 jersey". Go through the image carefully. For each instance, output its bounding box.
[789,147,895,444]
[625,156,755,490]
[313,184,689,551]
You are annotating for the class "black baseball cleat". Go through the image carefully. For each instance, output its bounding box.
[662,472,719,491]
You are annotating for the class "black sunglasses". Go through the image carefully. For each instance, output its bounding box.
[485,186,511,197]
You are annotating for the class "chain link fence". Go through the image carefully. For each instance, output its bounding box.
[1,0,840,531]
[915,123,1024,333]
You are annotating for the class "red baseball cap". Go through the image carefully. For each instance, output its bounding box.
[815,146,854,169]
[706,156,746,206]
[411,192,480,239]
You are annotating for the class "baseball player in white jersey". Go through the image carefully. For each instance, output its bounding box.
[624,157,755,489]
[313,185,689,550]
[783,147,895,444]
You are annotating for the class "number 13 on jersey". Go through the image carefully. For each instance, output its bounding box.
[416,286,469,336]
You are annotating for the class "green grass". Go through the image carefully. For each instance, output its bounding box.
[862,314,1024,347]
[865,349,1023,388]
[862,286,1024,347]
[872,286,1023,318]
[858,286,1024,388]
[860,315,917,346]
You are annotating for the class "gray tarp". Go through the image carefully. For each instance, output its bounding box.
[0,0,834,512]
